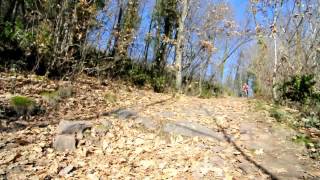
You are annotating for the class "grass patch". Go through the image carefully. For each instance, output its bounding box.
[10,95,36,116]
[292,134,320,160]
[254,100,267,111]
[41,91,60,107]
[292,134,313,145]
[104,92,117,104]
[199,90,212,99]
[40,85,73,107]
[269,106,288,122]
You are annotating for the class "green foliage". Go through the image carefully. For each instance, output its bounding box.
[152,76,167,93]
[10,96,36,116]
[41,91,60,107]
[278,74,320,130]
[302,116,320,129]
[95,0,106,9]
[292,134,320,160]
[1,20,34,49]
[36,21,53,54]
[292,134,313,145]
[129,67,149,87]
[199,82,224,98]
[0,0,102,75]
[10,96,35,108]
[254,100,267,111]
[199,88,212,99]
[2,22,15,39]
[212,84,224,97]
[279,74,318,104]
[122,1,140,33]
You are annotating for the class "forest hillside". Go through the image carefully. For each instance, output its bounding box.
[0,0,319,179]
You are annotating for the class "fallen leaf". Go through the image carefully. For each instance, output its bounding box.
[139,160,155,170]
[254,148,264,155]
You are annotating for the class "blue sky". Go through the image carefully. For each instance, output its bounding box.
[229,0,249,22]
[89,0,256,84]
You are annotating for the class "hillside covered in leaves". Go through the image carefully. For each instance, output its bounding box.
[1,0,320,179]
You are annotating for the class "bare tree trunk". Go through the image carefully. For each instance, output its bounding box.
[175,0,188,91]
[272,35,278,100]
[143,17,153,67]
[199,57,204,95]
[111,0,124,57]
[271,1,280,101]
[199,53,211,95]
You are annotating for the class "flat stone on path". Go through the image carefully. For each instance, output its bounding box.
[163,121,224,141]
[157,111,175,118]
[57,120,92,135]
[114,109,137,119]
[53,134,76,151]
[59,165,74,176]
[135,117,158,130]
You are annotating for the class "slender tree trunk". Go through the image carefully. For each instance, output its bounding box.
[111,2,123,57]
[271,0,281,101]
[199,57,203,95]
[3,0,16,22]
[106,12,119,55]
[175,0,188,91]
[143,12,154,67]
[199,53,211,95]
[272,35,278,100]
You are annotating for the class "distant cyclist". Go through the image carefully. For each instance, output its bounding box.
[242,83,249,97]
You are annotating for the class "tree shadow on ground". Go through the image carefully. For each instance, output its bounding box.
[166,123,225,141]
[168,122,279,179]
[199,107,280,180]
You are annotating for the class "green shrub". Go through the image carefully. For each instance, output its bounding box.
[302,116,320,129]
[199,82,213,98]
[152,76,167,93]
[278,74,320,129]
[199,89,212,99]
[279,74,318,104]
[128,67,149,87]
[211,84,224,97]
[10,96,36,116]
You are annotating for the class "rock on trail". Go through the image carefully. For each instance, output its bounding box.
[53,120,92,151]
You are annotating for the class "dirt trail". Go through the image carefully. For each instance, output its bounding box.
[140,96,320,180]
[0,76,319,179]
